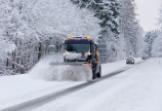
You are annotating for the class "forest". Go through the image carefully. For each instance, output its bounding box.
[0,0,161,75]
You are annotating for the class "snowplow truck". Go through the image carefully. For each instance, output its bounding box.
[63,36,101,79]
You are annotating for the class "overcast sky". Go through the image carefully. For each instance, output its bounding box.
[135,0,162,31]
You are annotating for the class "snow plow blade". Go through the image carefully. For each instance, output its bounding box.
[49,62,93,81]
[50,62,91,66]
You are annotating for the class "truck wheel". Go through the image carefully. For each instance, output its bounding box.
[97,66,101,78]
[92,64,101,79]
[92,69,97,80]
[92,64,97,80]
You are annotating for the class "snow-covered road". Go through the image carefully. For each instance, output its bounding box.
[30,58,162,111]
[1,58,162,111]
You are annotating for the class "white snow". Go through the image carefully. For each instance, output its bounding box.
[31,58,162,111]
[0,40,16,60]
[29,54,92,81]
[2,57,162,111]
[0,74,82,110]
[29,0,100,38]
[0,58,129,110]
[152,35,162,57]
[63,51,82,60]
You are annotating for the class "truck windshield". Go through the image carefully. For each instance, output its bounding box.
[64,44,90,53]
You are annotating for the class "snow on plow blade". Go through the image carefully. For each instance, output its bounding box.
[50,62,89,66]
[49,62,93,81]
[29,54,93,81]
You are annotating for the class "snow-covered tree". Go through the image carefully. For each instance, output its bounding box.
[159,5,162,28]
[119,0,143,57]
[26,0,100,39]
[143,31,159,58]
[71,0,121,62]
[0,0,145,75]
[150,4,162,57]
[0,0,100,75]
[150,5,162,58]
[151,33,162,57]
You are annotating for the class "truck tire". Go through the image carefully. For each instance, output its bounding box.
[92,64,101,79]
[92,64,97,80]
[96,66,101,78]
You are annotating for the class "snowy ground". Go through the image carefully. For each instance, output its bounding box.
[1,58,162,111]
[0,57,131,111]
